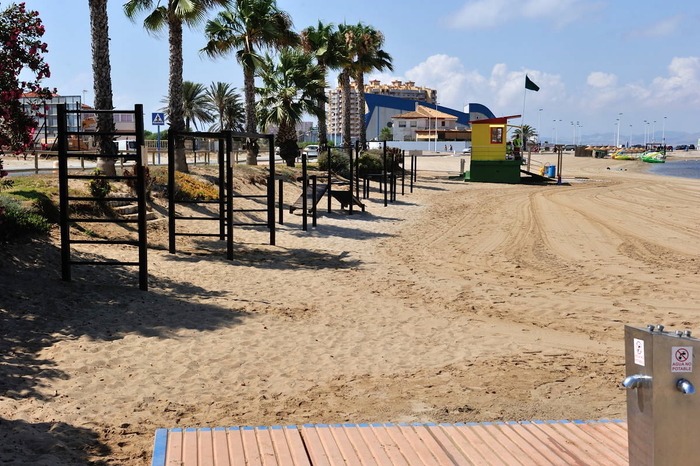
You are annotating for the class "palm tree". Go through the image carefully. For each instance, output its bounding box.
[88,0,117,176]
[336,23,357,155]
[350,24,392,150]
[256,50,325,167]
[161,81,213,131]
[301,21,342,152]
[124,0,230,173]
[514,124,538,149]
[204,81,245,131]
[202,0,299,165]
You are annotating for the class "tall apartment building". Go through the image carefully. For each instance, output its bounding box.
[326,80,436,143]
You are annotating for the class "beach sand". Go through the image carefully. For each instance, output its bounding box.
[2,151,700,464]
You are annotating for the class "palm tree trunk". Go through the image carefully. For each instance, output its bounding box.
[317,63,328,151]
[356,72,367,151]
[339,68,352,156]
[168,16,188,172]
[88,0,116,176]
[243,66,258,165]
[278,120,298,167]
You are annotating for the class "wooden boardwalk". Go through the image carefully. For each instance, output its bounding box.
[151,420,629,465]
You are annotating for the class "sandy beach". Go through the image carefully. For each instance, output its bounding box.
[2,151,700,464]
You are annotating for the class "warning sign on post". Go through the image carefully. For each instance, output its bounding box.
[634,338,645,366]
[672,346,693,372]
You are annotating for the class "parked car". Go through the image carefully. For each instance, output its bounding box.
[675,145,687,150]
[302,144,319,158]
[690,144,696,150]
[461,146,471,154]
[563,144,576,151]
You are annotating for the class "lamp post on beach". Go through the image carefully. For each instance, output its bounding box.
[538,108,543,147]
[643,120,648,146]
[616,112,623,147]
[434,101,439,152]
[652,120,656,145]
[571,121,575,145]
[615,119,619,146]
[663,116,667,149]
[629,125,632,147]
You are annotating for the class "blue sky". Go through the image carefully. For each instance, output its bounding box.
[19,0,700,143]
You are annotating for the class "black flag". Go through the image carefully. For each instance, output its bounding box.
[525,75,540,92]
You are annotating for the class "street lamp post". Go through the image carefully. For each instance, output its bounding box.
[652,120,656,145]
[615,119,619,146]
[434,102,440,151]
[662,116,667,149]
[629,125,632,147]
[571,121,575,145]
[643,120,648,146]
[538,108,543,147]
[616,112,623,147]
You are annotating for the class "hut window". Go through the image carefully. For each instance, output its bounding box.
[490,127,503,144]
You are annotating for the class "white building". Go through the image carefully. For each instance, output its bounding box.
[391,105,458,141]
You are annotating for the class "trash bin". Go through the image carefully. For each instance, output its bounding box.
[546,165,556,177]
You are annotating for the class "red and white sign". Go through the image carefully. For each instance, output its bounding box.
[634,338,645,366]
[672,346,693,373]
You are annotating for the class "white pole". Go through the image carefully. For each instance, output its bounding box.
[571,121,575,145]
[538,108,543,147]
[663,116,666,148]
[652,120,656,144]
[629,125,632,147]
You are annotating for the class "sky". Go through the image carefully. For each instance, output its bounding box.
[16,0,700,144]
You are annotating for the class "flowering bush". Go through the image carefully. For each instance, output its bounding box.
[0,2,55,153]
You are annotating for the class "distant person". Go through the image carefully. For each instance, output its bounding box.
[513,135,522,160]
[444,144,448,151]
[449,144,453,151]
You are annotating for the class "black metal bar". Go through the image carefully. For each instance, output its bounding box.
[70,261,141,266]
[383,141,388,207]
[413,155,417,183]
[401,150,406,196]
[58,104,71,282]
[311,175,317,227]
[231,209,267,213]
[268,134,275,246]
[67,175,138,180]
[174,233,222,237]
[233,195,268,199]
[67,218,139,224]
[232,223,269,227]
[218,139,225,240]
[65,108,138,114]
[349,140,356,215]
[175,199,222,205]
[302,154,308,232]
[173,216,222,220]
[65,131,138,137]
[410,155,415,193]
[327,147,332,213]
[355,141,361,200]
[134,104,148,291]
[70,240,139,245]
[278,178,284,225]
[168,128,176,253]
[226,131,234,260]
[67,196,138,202]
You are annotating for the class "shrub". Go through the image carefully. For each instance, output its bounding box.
[88,168,111,199]
[174,172,219,201]
[0,194,51,241]
[357,152,384,176]
[317,149,350,178]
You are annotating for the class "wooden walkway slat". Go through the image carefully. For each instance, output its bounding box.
[151,420,630,466]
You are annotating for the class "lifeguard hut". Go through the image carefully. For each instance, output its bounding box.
[467,114,522,184]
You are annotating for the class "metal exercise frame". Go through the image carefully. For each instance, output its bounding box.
[168,130,275,260]
[58,103,148,290]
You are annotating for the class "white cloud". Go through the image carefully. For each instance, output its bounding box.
[587,72,617,88]
[446,0,602,29]
[625,15,683,39]
[401,54,565,116]
[649,57,700,105]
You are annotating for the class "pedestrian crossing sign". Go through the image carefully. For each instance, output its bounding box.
[152,112,165,125]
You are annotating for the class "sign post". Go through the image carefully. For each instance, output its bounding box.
[152,112,165,164]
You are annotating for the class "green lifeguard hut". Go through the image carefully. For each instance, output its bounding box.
[467,114,522,184]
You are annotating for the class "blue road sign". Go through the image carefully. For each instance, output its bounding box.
[152,112,165,125]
